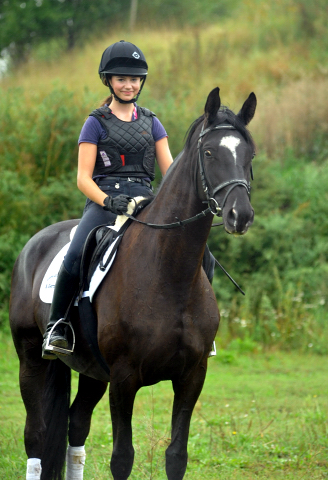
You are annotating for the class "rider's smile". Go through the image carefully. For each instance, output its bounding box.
[110,76,141,101]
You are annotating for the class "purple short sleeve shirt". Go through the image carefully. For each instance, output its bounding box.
[78,104,168,145]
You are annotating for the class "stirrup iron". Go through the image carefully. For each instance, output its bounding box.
[45,318,75,356]
[208,340,216,357]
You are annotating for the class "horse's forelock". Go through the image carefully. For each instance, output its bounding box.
[217,107,255,147]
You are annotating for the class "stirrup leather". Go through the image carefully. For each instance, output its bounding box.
[45,318,75,356]
[208,340,217,357]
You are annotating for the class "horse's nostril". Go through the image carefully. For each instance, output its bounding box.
[248,209,255,225]
[225,206,254,233]
[228,208,238,226]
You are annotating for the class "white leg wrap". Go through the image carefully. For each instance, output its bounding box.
[26,458,42,480]
[65,445,86,480]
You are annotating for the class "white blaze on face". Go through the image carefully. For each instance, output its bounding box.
[220,136,241,164]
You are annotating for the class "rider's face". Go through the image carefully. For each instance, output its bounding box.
[110,76,141,101]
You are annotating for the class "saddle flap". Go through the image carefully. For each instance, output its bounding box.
[80,196,153,291]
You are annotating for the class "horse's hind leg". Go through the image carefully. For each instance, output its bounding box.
[109,365,139,480]
[166,364,207,480]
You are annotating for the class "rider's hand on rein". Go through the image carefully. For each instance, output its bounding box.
[103,194,131,215]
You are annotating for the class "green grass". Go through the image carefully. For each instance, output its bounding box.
[0,332,327,479]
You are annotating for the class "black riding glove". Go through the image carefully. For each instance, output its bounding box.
[103,194,130,215]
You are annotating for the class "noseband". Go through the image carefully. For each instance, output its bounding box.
[197,123,251,215]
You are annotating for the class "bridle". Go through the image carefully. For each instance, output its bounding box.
[124,121,253,229]
[122,120,253,294]
[197,123,252,215]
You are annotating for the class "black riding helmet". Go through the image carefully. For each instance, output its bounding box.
[99,40,148,104]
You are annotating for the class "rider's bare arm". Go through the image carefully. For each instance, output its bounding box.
[77,142,108,206]
[155,137,173,175]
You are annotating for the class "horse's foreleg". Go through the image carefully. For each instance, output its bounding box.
[69,374,108,446]
[166,364,207,480]
[67,374,108,480]
[109,366,139,480]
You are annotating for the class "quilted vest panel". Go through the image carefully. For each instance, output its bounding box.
[90,106,156,180]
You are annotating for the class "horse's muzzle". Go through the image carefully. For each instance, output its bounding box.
[222,202,254,235]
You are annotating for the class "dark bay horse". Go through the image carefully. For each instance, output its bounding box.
[9,87,256,480]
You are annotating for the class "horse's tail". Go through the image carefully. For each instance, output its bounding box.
[41,359,71,480]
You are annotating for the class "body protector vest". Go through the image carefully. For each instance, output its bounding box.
[90,106,156,180]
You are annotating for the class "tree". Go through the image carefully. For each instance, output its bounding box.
[0,0,128,62]
[130,0,138,31]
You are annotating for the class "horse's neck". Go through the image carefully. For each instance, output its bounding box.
[144,151,212,264]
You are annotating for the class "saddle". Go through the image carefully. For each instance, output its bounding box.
[79,196,153,292]
[77,196,153,374]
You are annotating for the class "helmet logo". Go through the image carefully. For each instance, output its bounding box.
[132,52,140,59]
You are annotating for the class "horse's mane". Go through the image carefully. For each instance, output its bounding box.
[185,106,255,150]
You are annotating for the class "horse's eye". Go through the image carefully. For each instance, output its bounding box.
[204,150,212,157]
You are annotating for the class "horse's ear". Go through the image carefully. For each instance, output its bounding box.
[204,87,221,125]
[237,92,257,125]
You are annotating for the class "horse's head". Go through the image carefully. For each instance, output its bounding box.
[193,88,256,235]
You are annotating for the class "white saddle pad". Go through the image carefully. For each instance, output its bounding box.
[39,196,146,304]
[39,226,77,304]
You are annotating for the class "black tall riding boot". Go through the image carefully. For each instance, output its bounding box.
[42,263,79,360]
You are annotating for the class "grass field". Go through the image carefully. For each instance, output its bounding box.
[0,332,327,479]
[1,3,328,478]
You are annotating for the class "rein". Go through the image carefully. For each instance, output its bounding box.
[124,201,212,229]
[124,202,243,294]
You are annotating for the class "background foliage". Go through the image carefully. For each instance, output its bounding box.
[1,0,328,351]
[0,0,129,59]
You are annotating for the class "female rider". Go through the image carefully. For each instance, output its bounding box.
[42,40,173,359]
